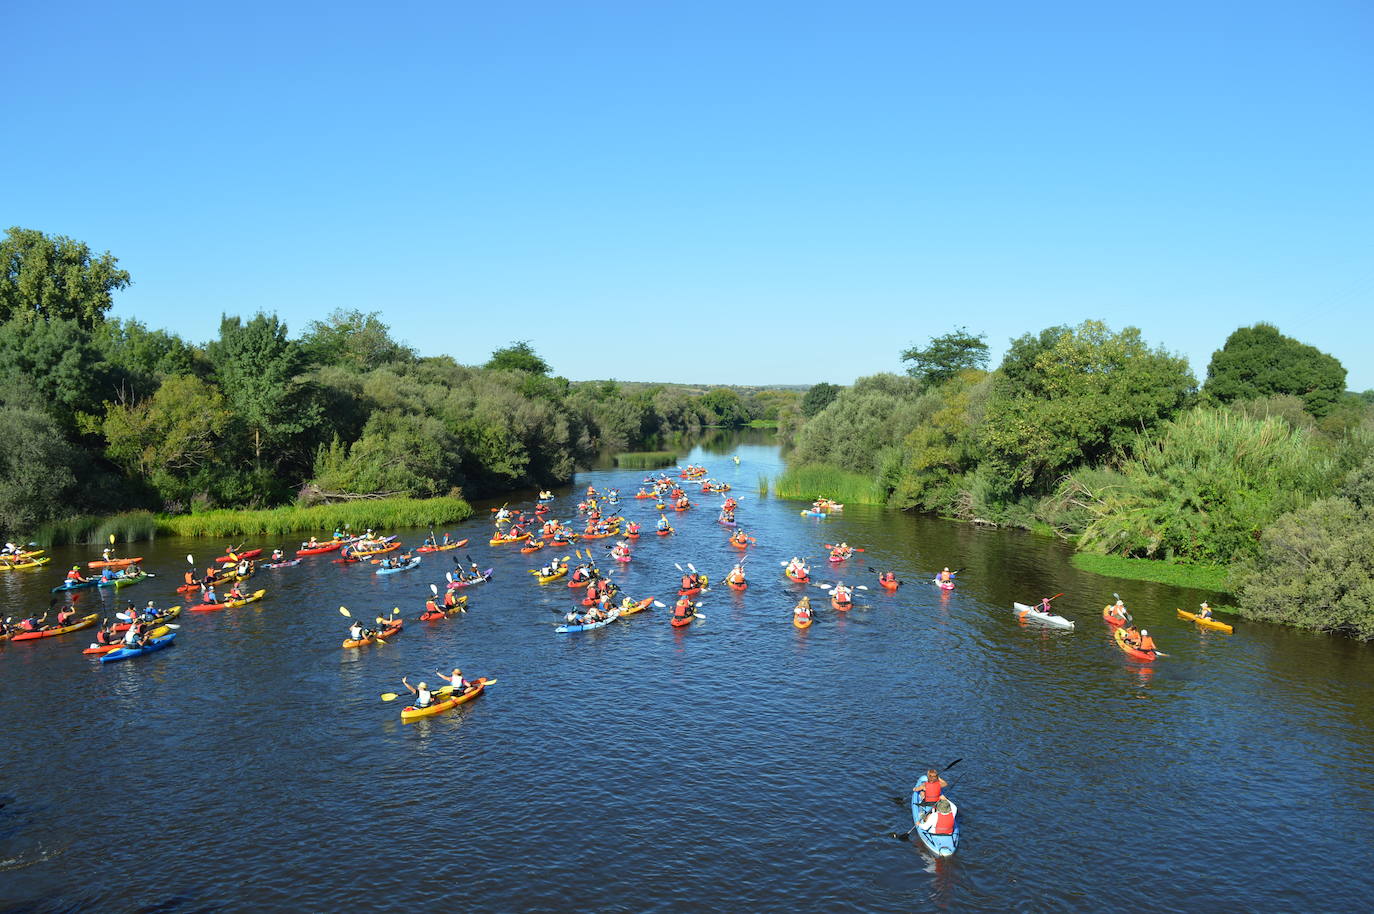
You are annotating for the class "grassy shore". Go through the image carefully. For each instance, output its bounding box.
[613,451,679,469]
[1070,553,1233,592]
[29,497,474,544]
[773,464,888,506]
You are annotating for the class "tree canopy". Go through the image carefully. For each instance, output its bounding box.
[800,382,841,418]
[0,226,130,328]
[1203,323,1347,417]
[901,328,990,387]
[485,341,550,374]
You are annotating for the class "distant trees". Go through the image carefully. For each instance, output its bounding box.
[485,341,551,374]
[0,227,131,328]
[800,382,841,417]
[1204,323,1346,417]
[901,328,989,388]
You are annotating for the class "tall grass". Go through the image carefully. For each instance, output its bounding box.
[613,451,679,469]
[160,496,472,538]
[34,511,161,546]
[757,474,769,496]
[773,463,888,506]
[1070,553,1233,593]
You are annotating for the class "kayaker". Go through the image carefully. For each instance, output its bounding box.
[227,583,244,602]
[100,566,116,583]
[66,565,86,583]
[793,596,812,623]
[442,589,462,609]
[123,620,151,648]
[306,536,320,548]
[656,514,671,532]
[184,569,197,587]
[879,571,898,587]
[19,615,44,632]
[142,601,159,620]
[102,547,114,562]
[938,567,954,584]
[916,768,948,803]
[95,619,119,645]
[55,606,78,627]
[680,572,697,592]
[332,527,345,540]
[833,583,853,605]
[1122,624,1142,647]
[919,797,958,836]
[202,585,220,604]
[1040,597,1055,613]
[437,668,469,692]
[271,548,285,562]
[1137,629,1158,653]
[672,596,695,624]
[348,620,368,643]
[1110,599,1130,622]
[401,677,433,709]
[1197,602,1213,620]
[726,564,746,587]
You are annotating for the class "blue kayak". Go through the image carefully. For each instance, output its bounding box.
[100,632,176,663]
[800,510,829,518]
[555,609,621,633]
[718,516,738,527]
[51,579,98,593]
[911,777,960,857]
[376,557,422,575]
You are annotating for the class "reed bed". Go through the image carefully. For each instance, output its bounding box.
[161,497,473,538]
[773,464,887,506]
[33,511,160,546]
[613,451,679,469]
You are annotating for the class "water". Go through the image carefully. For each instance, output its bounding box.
[3,431,1372,912]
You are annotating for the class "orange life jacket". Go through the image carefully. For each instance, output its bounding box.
[932,809,956,835]
[673,599,692,617]
[425,599,440,613]
[681,575,693,590]
[1138,635,1157,652]
[922,780,942,802]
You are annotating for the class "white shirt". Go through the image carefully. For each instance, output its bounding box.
[920,798,958,831]
[123,627,140,645]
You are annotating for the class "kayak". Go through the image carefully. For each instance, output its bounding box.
[51,578,98,593]
[296,541,342,555]
[113,606,182,632]
[176,571,237,593]
[11,613,99,641]
[84,625,172,654]
[625,530,640,539]
[828,553,852,563]
[673,504,691,512]
[555,609,622,634]
[878,577,900,591]
[353,542,400,557]
[1113,627,1158,661]
[375,557,422,575]
[534,505,550,514]
[534,567,568,584]
[934,580,955,591]
[401,678,489,721]
[416,538,468,553]
[793,613,812,629]
[109,572,150,590]
[87,557,144,569]
[718,517,738,527]
[420,596,468,620]
[214,548,263,564]
[191,588,267,611]
[342,620,403,648]
[656,527,674,536]
[670,613,695,628]
[1101,606,1128,627]
[678,586,702,597]
[730,538,750,549]
[100,632,176,663]
[911,777,960,857]
[447,568,493,589]
[1178,608,1233,633]
[800,510,829,518]
[489,533,531,546]
[1013,601,1075,629]
[785,569,810,583]
[617,597,653,618]
[580,530,617,540]
[831,596,852,611]
[2,556,51,570]
[613,552,631,563]
[520,540,546,553]
[265,558,302,568]
[726,579,747,591]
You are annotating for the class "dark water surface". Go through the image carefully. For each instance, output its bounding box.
[3,432,1373,912]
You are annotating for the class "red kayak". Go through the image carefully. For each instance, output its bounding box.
[678,586,702,597]
[296,542,342,556]
[670,614,694,628]
[878,576,900,591]
[215,549,262,564]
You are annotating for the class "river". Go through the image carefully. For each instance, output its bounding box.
[3,430,1372,912]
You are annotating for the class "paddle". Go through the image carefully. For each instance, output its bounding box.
[381,677,499,701]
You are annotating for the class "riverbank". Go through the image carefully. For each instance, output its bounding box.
[1069,553,1233,593]
[29,496,473,545]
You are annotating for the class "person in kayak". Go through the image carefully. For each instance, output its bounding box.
[656,514,672,532]
[226,582,245,602]
[438,668,470,692]
[832,583,853,605]
[920,797,958,836]
[348,620,370,643]
[672,596,696,624]
[1109,599,1130,623]
[1197,602,1213,620]
[442,588,463,610]
[202,584,220,604]
[270,548,285,562]
[1122,624,1146,649]
[55,606,79,627]
[1136,629,1158,653]
[401,677,433,709]
[142,600,159,620]
[726,564,746,587]
[793,596,812,624]
[18,614,45,632]
[94,619,119,645]
[66,565,88,584]
[1039,597,1055,613]
[123,620,151,649]
[916,768,948,803]
[879,571,899,587]
[937,567,954,584]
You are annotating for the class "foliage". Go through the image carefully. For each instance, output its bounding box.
[309,411,461,498]
[0,226,130,328]
[0,406,85,535]
[612,451,678,468]
[1069,553,1232,592]
[979,320,1196,493]
[888,370,990,513]
[800,382,841,418]
[485,341,550,374]
[0,316,110,431]
[1231,497,1374,639]
[92,318,201,400]
[901,327,990,387]
[790,374,928,478]
[698,388,750,427]
[300,308,415,370]
[774,464,888,506]
[1203,323,1346,417]
[1062,407,1339,563]
[161,496,472,538]
[33,510,160,547]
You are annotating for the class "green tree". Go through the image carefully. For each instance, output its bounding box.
[698,388,750,427]
[800,382,841,417]
[300,308,415,370]
[1203,323,1346,417]
[979,321,1195,492]
[0,227,131,328]
[92,318,200,400]
[0,316,109,430]
[485,341,550,374]
[0,405,85,534]
[207,313,319,474]
[901,328,990,387]
[101,375,233,506]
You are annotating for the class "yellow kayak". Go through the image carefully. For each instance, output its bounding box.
[1177,608,1233,634]
[1,556,51,570]
[533,566,568,583]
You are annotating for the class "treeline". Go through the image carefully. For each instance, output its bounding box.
[784,321,1374,639]
[0,227,797,536]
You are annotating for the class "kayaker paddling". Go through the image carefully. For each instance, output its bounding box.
[915,768,948,803]
[920,798,958,838]
[438,668,469,692]
[1197,602,1213,620]
[402,677,433,709]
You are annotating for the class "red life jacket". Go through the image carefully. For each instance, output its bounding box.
[932,809,956,835]
[922,780,942,802]
[681,575,693,590]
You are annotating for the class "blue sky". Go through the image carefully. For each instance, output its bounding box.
[8,1,1372,388]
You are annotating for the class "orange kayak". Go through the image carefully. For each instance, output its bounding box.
[342,620,403,648]
[401,678,488,721]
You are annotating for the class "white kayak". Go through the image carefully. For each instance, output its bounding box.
[1013,601,1075,629]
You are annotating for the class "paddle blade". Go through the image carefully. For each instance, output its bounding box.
[187,554,194,565]
[431,583,439,595]
[652,600,666,608]
[109,534,116,545]
[338,606,351,618]
[380,692,400,702]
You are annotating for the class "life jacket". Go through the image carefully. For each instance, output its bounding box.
[681,575,693,590]
[184,571,195,585]
[67,570,82,581]
[921,778,943,802]
[425,599,440,613]
[932,809,956,835]
[443,591,457,607]
[416,688,432,708]
[1138,635,1157,651]
[673,599,692,618]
